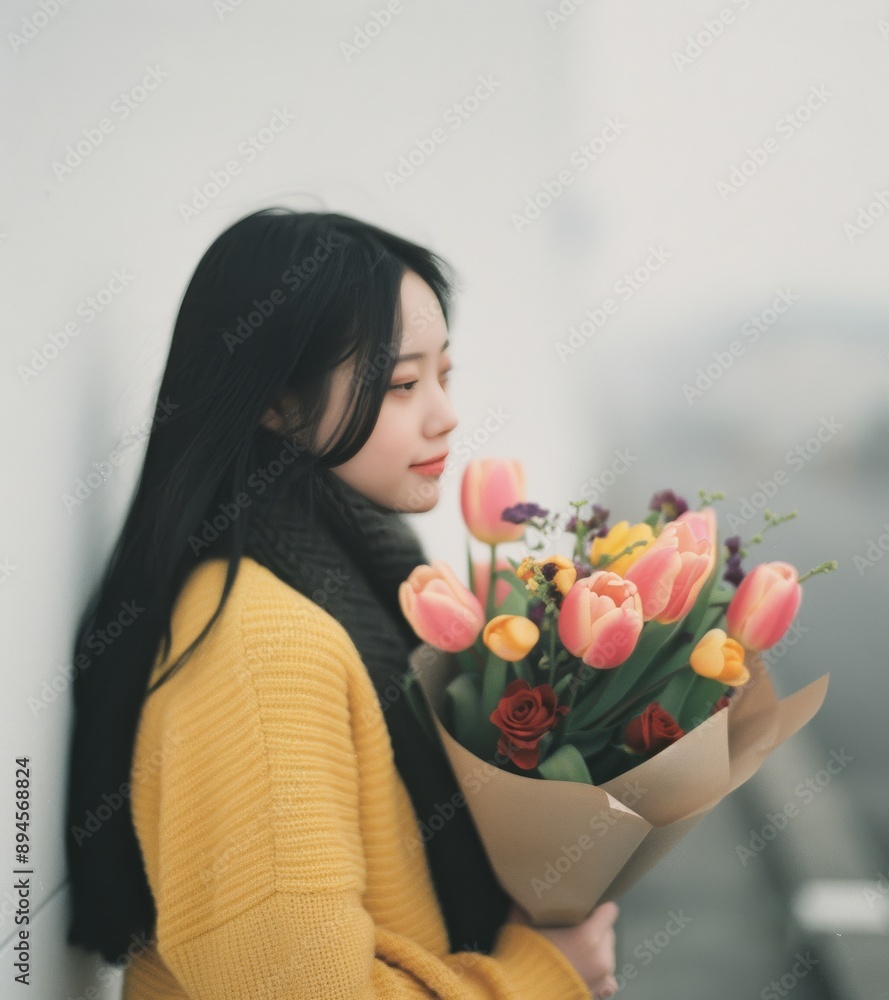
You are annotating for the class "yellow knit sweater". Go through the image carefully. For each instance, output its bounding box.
[121,556,593,999]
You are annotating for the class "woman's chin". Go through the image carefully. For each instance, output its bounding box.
[398,476,442,513]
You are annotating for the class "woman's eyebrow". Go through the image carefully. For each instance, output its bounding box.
[396,337,450,362]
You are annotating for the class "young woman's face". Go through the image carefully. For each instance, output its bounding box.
[317,269,458,513]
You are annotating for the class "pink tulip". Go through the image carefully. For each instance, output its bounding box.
[471,558,514,611]
[398,560,486,653]
[624,506,717,623]
[557,571,644,669]
[460,459,526,546]
[725,560,802,651]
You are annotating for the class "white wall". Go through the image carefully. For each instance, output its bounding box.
[2,1,886,995]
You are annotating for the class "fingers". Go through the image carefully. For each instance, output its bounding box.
[592,973,618,998]
[586,900,619,940]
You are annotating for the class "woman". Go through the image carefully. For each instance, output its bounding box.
[64,207,619,998]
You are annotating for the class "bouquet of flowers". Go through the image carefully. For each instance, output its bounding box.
[398,458,835,926]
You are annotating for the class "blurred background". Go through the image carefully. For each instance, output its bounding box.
[1,0,887,996]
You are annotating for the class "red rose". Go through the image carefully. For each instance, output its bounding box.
[623,701,685,755]
[489,679,569,770]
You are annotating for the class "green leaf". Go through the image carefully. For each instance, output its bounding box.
[456,646,482,677]
[481,650,508,719]
[537,743,593,783]
[512,657,535,685]
[445,673,497,759]
[495,585,531,618]
[676,675,730,731]
[552,673,576,700]
[565,619,682,732]
[466,537,475,606]
[564,726,614,758]
[493,567,530,601]
[648,670,689,719]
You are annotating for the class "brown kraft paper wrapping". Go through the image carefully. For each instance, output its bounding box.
[408,644,830,927]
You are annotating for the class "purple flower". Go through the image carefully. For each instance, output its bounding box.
[724,535,741,556]
[649,489,688,520]
[501,502,549,524]
[723,553,745,587]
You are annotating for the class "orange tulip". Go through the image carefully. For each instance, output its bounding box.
[398,560,485,652]
[483,615,540,661]
[689,628,749,686]
[725,561,802,651]
[557,571,644,669]
[624,506,717,623]
[460,459,526,545]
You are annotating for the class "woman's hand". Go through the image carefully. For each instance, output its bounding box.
[506,899,619,998]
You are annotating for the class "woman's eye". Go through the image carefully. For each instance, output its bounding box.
[388,368,453,393]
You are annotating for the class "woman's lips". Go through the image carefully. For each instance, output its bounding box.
[410,455,448,475]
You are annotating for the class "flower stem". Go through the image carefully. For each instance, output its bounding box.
[797,560,838,584]
[486,543,497,621]
[578,664,690,732]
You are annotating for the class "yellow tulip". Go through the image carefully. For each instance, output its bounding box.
[482,614,540,661]
[689,628,749,686]
[589,521,654,577]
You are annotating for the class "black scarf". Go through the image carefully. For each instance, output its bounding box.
[237,460,512,954]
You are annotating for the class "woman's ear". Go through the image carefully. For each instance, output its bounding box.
[260,388,301,436]
[260,405,284,433]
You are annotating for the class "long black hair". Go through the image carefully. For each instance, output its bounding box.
[64,207,457,964]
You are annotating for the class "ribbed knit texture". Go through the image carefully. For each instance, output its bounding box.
[237,464,518,956]
[121,556,593,998]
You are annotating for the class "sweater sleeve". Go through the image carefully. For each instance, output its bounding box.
[148,585,592,1000]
